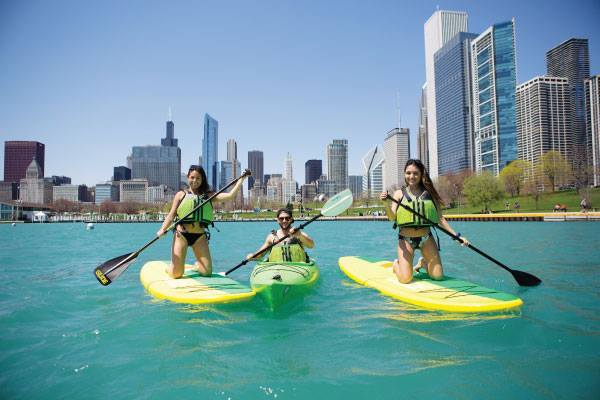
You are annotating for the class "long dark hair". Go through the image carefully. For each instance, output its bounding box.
[187,165,211,195]
[404,159,444,209]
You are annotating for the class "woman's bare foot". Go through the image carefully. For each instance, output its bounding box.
[414,257,427,274]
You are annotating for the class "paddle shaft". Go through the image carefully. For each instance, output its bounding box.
[223,213,322,275]
[103,173,248,276]
[386,194,523,277]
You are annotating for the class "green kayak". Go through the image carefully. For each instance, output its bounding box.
[249,260,319,308]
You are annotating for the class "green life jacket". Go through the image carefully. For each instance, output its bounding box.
[176,191,213,227]
[395,187,439,228]
[267,234,309,263]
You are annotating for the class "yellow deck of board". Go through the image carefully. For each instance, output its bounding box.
[339,256,523,313]
[140,261,255,304]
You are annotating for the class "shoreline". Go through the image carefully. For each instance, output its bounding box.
[4,211,599,224]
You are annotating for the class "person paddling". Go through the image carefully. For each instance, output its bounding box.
[380,159,469,284]
[247,208,314,263]
[157,165,249,278]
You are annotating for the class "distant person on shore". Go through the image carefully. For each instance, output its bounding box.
[156,165,249,278]
[247,208,314,263]
[580,198,589,213]
[380,159,469,284]
[514,201,520,213]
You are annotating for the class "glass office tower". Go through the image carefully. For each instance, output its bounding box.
[435,32,478,175]
[546,38,590,172]
[202,114,219,189]
[471,19,518,175]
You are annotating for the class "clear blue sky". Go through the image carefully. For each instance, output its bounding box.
[1,0,599,187]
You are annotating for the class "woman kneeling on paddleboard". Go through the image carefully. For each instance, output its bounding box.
[247,208,314,262]
[157,165,248,278]
[380,159,469,284]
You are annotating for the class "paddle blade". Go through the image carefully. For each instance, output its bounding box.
[321,189,353,217]
[94,253,137,286]
[511,269,542,287]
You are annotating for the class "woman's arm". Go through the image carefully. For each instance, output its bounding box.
[157,191,185,236]
[215,171,249,203]
[437,215,469,246]
[380,190,401,222]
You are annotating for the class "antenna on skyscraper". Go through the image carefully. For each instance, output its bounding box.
[168,106,173,121]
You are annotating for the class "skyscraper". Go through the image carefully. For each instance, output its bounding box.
[216,160,234,190]
[161,110,177,147]
[435,31,478,175]
[203,114,219,189]
[4,141,45,183]
[247,150,264,189]
[227,139,237,162]
[362,146,385,197]
[131,117,181,191]
[586,75,600,186]
[305,160,322,184]
[113,166,131,181]
[282,153,297,204]
[417,83,429,170]
[516,77,572,169]
[19,158,52,204]
[424,10,469,179]
[348,175,363,199]
[546,38,590,172]
[383,128,410,190]
[131,146,181,191]
[470,19,518,175]
[327,139,348,193]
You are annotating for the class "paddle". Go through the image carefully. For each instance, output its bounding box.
[93,170,251,286]
[220,189,354,276]
[386,194,542,287]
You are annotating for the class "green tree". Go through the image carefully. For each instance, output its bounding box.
[463,172,504,212]
[540,150,572,191]
[499,159,528,197]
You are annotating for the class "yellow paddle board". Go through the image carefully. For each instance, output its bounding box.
[338,256,522,312]
[140,261,255,304]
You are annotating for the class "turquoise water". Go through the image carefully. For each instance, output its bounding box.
[1,221,599,399]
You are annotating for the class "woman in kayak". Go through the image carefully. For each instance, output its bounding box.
[380,159,469,284]
[247,208,314,262]
[157,165,248,278]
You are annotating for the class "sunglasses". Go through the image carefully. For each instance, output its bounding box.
[278,216,291,221]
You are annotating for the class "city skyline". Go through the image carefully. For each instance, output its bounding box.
[1,1,599,186]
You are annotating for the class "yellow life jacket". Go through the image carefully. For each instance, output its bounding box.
[395,187,439,228]
[267,234,309,263]
[176,191,213,227]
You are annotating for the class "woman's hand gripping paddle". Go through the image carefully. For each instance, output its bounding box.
[219,189,354,276]
[387,194,541,287]
[94,170,251,286]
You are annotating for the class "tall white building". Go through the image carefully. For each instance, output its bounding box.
[19,159,52,204]
[362,146,385,197]
[281,153,297,204]
[266,175,282,203]
[227,139,237,163]
[326,139,349,193]
[516,76,572,169]
[424,10,468,179]
[284,153,293,180]
[383,128,410,190]
[586,75,600,186]
[417,83,429,170]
